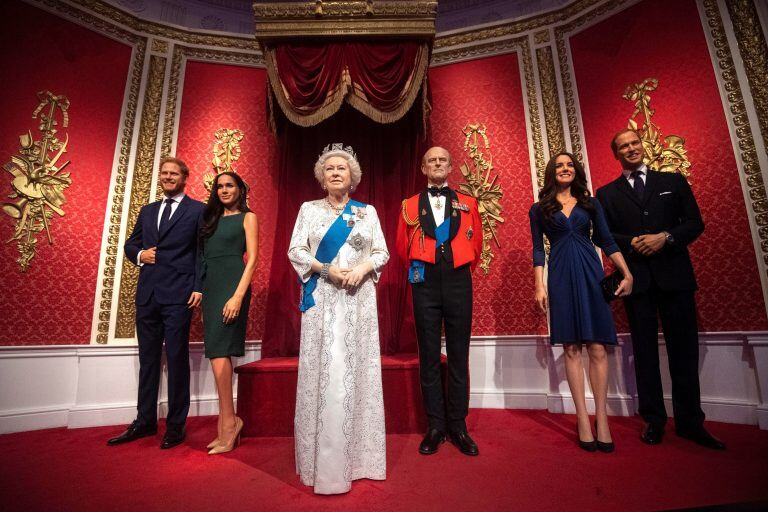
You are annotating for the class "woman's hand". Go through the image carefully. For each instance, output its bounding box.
[222,296,242,324]
[535,285,548,313]
[615,273,633,297]
[342,265,368,289]
[327,265,348,287]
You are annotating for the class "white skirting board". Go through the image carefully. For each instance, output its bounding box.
[1,333,766,434]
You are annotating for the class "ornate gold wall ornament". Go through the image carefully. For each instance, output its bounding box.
[203,128,244,198]
[623,78,691,179]
[2,91,72,272]
[458,123,504,274]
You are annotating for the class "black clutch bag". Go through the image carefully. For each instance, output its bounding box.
[600,271,623,302]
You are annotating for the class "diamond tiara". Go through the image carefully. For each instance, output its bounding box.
[321,143,357,161]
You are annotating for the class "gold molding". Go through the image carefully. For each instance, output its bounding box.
[725,0,768,161]
[553,0,632,163]
[534,30,551,45]
[115,55,167,339]
[253,1,437,41]
[151,38,169,54]
[703,0,768,272]
[536,45,566,178]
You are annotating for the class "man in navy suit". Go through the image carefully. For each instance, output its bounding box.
[596,129,724,450]
[108,156,204,449]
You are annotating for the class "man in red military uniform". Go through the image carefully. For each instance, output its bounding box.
[396,146,482,456]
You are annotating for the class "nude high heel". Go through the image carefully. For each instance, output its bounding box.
[207,415,223,449]
[208,416,243,455]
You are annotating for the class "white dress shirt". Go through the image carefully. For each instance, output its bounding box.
[136,192,186,265]
[622,163,648,187]
[428,182,448,227]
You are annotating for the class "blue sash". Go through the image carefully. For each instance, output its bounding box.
[409,216,451,284]
[299,199,366,312]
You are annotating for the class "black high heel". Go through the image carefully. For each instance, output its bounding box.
[595,420,615,453]
[578,423,597,452]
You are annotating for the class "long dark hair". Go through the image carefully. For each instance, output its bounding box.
[200,171,250,243]
[538,152,593,222]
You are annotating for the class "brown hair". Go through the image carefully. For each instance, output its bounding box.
[537,152,593,223]
[610,128,642,157]
[159,156,190,177]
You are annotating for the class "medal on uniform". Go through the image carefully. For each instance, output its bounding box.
[466,226,473,240]
[421,208,427,216]
[435,196,442,209]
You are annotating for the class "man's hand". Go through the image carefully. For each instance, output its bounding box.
[187,292,202,309]
[633,233,666,256]
[140,247,157,264]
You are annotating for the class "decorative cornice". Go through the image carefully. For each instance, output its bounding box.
[433,0,600,50]
[253,1,437,41]
[35,0,259,51]
[702,0,768,275]
[115,54,167,339]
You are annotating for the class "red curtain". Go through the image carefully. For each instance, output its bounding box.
[265,41,429,128]
[261,103,427,357]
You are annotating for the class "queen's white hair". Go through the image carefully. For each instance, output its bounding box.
[313,149,362,190]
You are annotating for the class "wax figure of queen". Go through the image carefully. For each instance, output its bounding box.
[396,146,483,456]
[107,156,204,449]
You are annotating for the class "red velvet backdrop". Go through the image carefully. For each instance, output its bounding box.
[0,1,132,345]
[261,103,425,356]
[571,0,768,332]
[428,54,547,336]
[174,61,278,342]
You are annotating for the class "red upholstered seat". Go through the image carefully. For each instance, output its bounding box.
[235,353,445,437]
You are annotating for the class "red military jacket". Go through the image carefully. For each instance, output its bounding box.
[396,188,483,270]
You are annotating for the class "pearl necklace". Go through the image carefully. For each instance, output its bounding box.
[325,197,347,215]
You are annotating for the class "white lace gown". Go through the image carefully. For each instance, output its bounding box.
[288,199,389,495]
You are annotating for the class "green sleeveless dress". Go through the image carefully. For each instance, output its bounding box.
[202,212,250,358]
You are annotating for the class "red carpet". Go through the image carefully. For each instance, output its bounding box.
[1,410,767,512]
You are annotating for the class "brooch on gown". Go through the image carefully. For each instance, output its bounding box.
[348,232,366,250]
[352,205,366,219]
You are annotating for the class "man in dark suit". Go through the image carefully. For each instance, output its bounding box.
[596,129,724,449]
[396,146,483,456]
[107,156,204,449]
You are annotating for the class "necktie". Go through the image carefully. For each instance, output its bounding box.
[428,186,450,197]
[159,198,174,232]
[630,170,645,199]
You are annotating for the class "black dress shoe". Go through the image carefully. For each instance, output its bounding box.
[107,420,157,446]
[449,430,479,456]
[418,428,446,455]
[640,423,664,445]
[160,426,186,449]
[676,427,726,450]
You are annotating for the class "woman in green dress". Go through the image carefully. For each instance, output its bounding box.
[200,171,259,455]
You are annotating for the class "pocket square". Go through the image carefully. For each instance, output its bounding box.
[659,191,672,196]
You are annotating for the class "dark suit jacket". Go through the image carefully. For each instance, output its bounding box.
[595,170,704,293]
[124,195,205,306]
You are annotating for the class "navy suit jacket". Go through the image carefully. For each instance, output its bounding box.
[596,170,704,293]
[124,195,205,306]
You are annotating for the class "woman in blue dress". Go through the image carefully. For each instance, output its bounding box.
[529,152,633,452]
